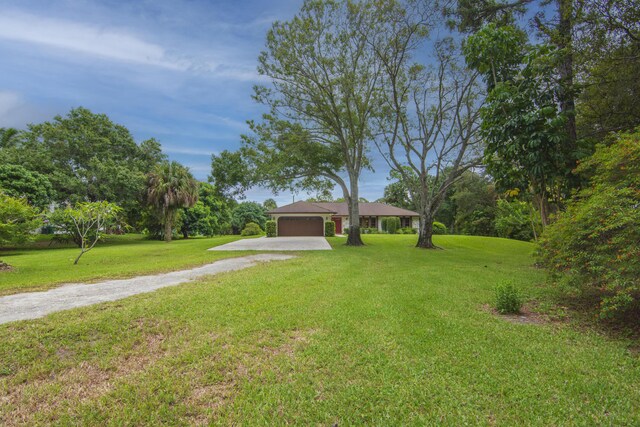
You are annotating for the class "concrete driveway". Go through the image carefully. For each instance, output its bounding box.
[209,236,332,251]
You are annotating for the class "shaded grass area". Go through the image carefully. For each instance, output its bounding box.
[0,234,249,295]
[1,235,639,425]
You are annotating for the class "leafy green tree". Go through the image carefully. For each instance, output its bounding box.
[494,199,540,241]
[539,129,640,319]
[179,201,215,238]
[4,108,165,225]
[0,193,42,262]
[0,127,20,148]
[241,0,401,246]
[50,201,123,264]
[231,202,267,233]
[0,164,54,209]
[448,171,497,235]
[210,150,253,200]
[381,170,418,212]
[147,161,199,242]
[464,25,572,225]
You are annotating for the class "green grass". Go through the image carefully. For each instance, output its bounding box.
[1,235,639,425]
[0,234,249,295]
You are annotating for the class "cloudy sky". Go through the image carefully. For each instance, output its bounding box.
[0,0,397,204]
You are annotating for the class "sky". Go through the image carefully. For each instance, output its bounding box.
[0,0,401,205]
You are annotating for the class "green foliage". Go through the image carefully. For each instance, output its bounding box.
[265,220,277,237]
[2,108,166,225]
[382,217,400,234]
[210,150,253,199]
[495,282,522,314]
[0,193,42,248]
[263,198,277,211]
[382,170,418,211]
[324,221,335,237]
[231,202,267,233]
[465,25,574,224]
[539,130,640,319]
[432,222,447,235]
[50,201,123,264]
[447,171,497,235]
[241,222,263,236]
[361,227,382,234]
[147,161,198,242]
[0,164,54,209]
[180,201,216,238]
[494,199,540,242]
[399,227,417,234]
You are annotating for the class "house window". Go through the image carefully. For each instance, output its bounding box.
[359,216,377,228]
[400,217,411,228]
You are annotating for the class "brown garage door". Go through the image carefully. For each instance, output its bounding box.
[278,217,323,236]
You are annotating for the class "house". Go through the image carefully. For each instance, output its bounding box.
[267,201,420,236]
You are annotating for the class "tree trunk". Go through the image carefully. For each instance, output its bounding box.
[416,212,437,249]
[557,0,578,182]
[346,181,364,246]
[164,210,173,242]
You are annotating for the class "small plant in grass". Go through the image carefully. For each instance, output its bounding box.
[265,220,276,237]
[241,222,263,236]
[50,201,123,265]
[324,220,335,237]
[495,282,522,314]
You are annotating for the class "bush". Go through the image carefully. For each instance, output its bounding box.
[399,227,417,234]
[361,227,382,234]
[343,228,349,235]
[538,130,640,319]
[265,220,276,237]
[432,221,447,235]
[324,220,335,237]
[0,192,42,248]
[495,199,540,241]
[241,222,263,236]
[388,217,400,234]
[495,282,522,314]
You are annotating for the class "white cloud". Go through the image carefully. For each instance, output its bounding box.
[0,11,190,70]
[162,145,216,156]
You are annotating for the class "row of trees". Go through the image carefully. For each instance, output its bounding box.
[0,108,244,248]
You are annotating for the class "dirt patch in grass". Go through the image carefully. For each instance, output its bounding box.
[0,318,174,426]
[184,328,317,425]
[482,302,567,325]
[0,262,13,272]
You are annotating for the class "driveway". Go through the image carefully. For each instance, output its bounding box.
[0,254,294,324]
[209,236,332,251]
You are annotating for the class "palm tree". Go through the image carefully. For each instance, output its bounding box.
[147,161,198,242]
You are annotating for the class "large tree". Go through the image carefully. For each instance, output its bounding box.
[147,161,199,242]
[376,31,483,248]
[1,107,166,225]
[241,0,399,246]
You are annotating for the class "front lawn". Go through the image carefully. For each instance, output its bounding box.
[1,235,638,425]
[0,234,248,296]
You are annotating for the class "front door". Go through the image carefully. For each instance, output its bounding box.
[332,217,342,234]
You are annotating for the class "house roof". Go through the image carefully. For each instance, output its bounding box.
[268,201,419,217]
[315,202,419,217]
[267,201,337,214]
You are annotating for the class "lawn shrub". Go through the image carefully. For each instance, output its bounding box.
[495,282,522,314]
[388,217,401,234]
[241,222,263,236]
[361,227,381,234]
[265,220,276,237]
[539,129,640,319]
[432,221,447,235]
[399,227,417,234]
[324,220,335,237]
[0,192,42,249]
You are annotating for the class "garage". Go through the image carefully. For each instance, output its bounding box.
[278,217,324,236]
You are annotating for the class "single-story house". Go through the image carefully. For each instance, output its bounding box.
[267,201,420,236]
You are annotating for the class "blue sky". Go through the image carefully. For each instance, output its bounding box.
[1,0,398,204]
